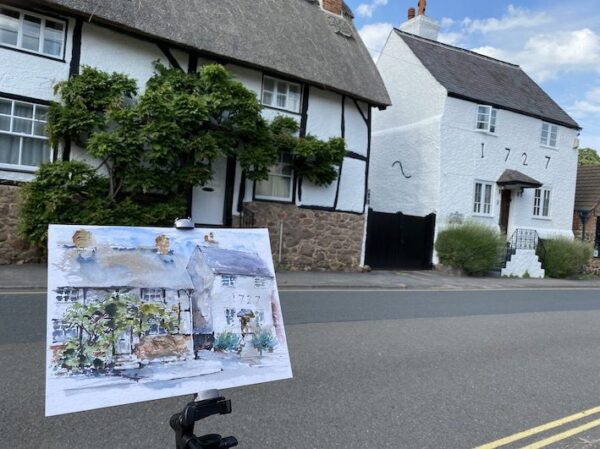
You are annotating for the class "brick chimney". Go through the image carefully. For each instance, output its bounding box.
[408,7,416,20]
[322,0,343,15]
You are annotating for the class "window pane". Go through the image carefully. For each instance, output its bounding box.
[263,78,275,92]
[33,121,46,137]
[272,175,291,198]
[490,110,497,133]
[0,8,19,46]
[484,184,492,213]
[287,88,300,112]
[276,93,286,108]
[543,190,550,216]
[43,20,64,56]
[262,91,273,106]
[21,137,48,166]
[13,118,33,134]
[22,15,41,52]
[14,102,33,118]
[276,82,287,95]
[35,105,48,121]
[255,178,273,197]
[0,134,20,165]
[0,116,9,131]
[0,99,11,115]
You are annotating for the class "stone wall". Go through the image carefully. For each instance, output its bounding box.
[243,202,365,271]
[0,184,42,265]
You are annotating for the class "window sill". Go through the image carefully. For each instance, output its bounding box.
[0,43,66,63]
[540,145,559,151]
[261,104,301,115]
[472,213,494,218]
[0,164,37,174]
[531,216,552,221]
[474,129,498,137]
[254,196,294,204]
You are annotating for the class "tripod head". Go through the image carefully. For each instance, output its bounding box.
[170,391,238,449]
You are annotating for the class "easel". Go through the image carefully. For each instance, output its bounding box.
[170,220,238,448]
[170,390,238,449]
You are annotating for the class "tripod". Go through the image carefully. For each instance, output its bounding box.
[170,390,238,449]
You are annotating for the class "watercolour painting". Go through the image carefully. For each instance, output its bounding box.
[45,225,292,416]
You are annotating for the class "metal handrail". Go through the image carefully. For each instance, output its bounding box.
[504,229,546,269]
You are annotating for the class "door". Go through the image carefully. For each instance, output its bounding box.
[192,158,227,225]
[499,189,512,235]
[365,209,436,270]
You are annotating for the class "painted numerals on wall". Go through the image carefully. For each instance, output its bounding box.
[521,153,528,166]
[505,148,511,162]
[545,156,551,169]
[392,160,412,179]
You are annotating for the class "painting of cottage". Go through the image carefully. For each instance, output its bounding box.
[46,225,291,417]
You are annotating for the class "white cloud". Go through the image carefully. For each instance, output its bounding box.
[356,0,388,18]
[569,87,600,120]
[438,32,464,46]
[464,4,552,34]
[358,22,393,59]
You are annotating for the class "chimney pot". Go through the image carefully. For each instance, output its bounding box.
[408,7,416,20]
[322,0,343,15]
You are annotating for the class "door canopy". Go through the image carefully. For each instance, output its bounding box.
[496,169,542,190]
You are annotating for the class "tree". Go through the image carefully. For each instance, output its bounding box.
[578,148,600,166]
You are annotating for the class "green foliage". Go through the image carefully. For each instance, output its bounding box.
[18,161,185,251]
[251,328,278,356]
[578,148,600,166]
[537,238,593,278]
[214,332,242,353]
[56,293,179,373]
[435,222,506,276]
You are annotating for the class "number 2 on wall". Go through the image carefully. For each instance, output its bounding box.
[521,153,528,166]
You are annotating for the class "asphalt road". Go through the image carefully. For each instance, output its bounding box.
[2,288,600,449]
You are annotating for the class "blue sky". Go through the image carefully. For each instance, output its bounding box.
[348,0,600,150]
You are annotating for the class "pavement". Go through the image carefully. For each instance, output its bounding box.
[3,263,600,291]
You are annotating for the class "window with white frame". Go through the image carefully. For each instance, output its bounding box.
[0,6,66,58]
[262,76,301,113]
[141,288,164,303]
[473,182,493,215]
[255,151,294,201]
[476,105,497,133]
[540,123,558,148]
[0,97,51,170]
[533,188,551,217]
[254,277,266,288]
[55,287,79,303]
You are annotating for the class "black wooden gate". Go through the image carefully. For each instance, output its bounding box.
[365,210,436,270]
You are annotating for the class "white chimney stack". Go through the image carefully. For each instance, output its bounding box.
[399,0,440,41]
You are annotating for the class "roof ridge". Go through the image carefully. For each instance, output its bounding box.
[394,29,520,69]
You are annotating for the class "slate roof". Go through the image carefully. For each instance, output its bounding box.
[396,30,580,129]
[496,169,542,188]
[39,0,391,107]
[197,246,274,278]
[574,165,600,211]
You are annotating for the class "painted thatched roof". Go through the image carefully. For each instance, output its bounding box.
[497,169,542,189]
[396,30,579,129]
[39,0,391,106]
[196,246,274,278]
[574,165,600,212]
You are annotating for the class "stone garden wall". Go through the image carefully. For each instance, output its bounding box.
[243,202,365,271]
[0,184,42,264]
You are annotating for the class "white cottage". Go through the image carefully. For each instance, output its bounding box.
[0,0,390,270]
[368,4,581,276]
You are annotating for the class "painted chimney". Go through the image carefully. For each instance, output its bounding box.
[399,1,440,41]
[321,0,343,15]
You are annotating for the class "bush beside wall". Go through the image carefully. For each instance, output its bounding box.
[538,238,593,279]
[435,222,505,276]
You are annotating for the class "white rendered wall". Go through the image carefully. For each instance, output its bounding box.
[345,99,369,157]
[80,23,185,90]
[370,31,446,216]
[438,97,579,238]
[336,158,366,212]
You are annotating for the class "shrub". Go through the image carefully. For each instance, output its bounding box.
[538,237,592,278]
[251,328,278,357]
[18,161,186,251]
[435,222,506,276]
[214,332,242,353]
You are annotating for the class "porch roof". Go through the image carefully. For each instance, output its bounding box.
[496,169,542,189]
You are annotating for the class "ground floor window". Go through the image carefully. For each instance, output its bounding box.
[533,188,551,217]
[473,181,493,215]
[255,152,294,201]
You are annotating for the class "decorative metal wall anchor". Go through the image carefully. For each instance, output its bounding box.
[392,160,412,179]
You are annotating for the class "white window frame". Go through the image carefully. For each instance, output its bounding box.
[255,151,294,202]
[532,188,552,219]
[261,76,302,113]
[0,5,67,59]
[473,181,494,216]
[221,275,237,287]
[475,105,498,134]
[0,96,52,171]
[540,122,559,149]
[55,287,79,303]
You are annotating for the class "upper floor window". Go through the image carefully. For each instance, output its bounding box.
[255,151,294,201]
[221,275,237,287]
[533,188,551,218]
[473,181,493,215]
[0,97,51,170]
[541,123,558,148]
[262,76,301,113]
[476,105,497,133]
[0,6,66,58]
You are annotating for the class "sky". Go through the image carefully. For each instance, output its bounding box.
[348,0,600,150]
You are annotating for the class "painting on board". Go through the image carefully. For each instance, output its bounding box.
[45,225,292,416]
